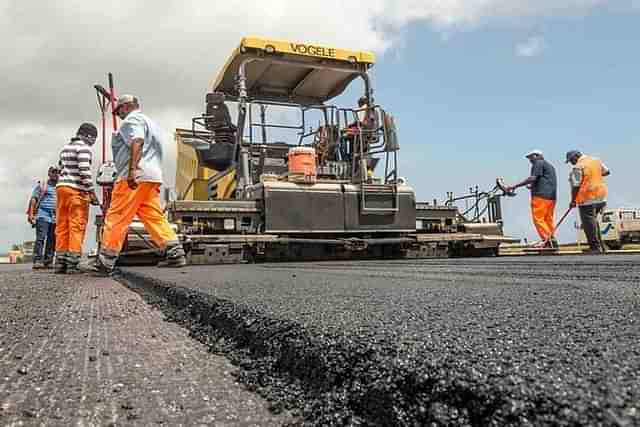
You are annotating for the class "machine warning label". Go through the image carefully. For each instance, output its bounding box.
[290,43,336,58]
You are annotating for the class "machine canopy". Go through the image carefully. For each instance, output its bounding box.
[210,37,375,105]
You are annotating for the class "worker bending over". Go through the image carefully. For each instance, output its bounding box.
[505,150,558,248]
[92,94,186,274]
[566,150,610,254]
[56,123,100,273]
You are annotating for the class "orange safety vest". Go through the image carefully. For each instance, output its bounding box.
[575,155,608,205]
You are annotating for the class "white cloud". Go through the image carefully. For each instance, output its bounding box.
[371,0,611,28]
[516,36,547,57]
[0,0,636,251]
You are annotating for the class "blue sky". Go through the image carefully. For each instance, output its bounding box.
[1,2,639,251]
[372,11,639,242]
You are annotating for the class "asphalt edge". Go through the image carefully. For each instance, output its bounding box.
[115,269,512,426]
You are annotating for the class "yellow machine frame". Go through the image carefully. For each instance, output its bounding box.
[210,36,376,106]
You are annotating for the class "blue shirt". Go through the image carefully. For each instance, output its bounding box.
[112,109,165,183]
[31,183,56,223]
[530,159,557,201]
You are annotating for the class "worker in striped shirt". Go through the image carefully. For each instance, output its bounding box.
[55,123,99,274]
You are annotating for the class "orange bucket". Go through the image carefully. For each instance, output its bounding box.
[288,147,317,178]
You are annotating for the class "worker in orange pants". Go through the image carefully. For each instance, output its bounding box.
[91,94,186,274]
[100,181,179,258]
[55,123,99,273]
[531,196,556,242]
[505,149,558,248]
[56,187,89,268]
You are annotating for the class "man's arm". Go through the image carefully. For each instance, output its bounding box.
[27,197,37,224]
[509,176,537,191]
[127,138,144,189]
[27,184,43,224]
[120,115,146,190]
[570,187,580,208]
[569,167,583,208]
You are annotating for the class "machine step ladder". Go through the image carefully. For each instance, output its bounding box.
[360,183,399,215]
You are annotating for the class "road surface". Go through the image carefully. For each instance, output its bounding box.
[0,265,293,426]
[122,255,640,426]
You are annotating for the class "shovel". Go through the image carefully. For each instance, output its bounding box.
[542,206,573,247]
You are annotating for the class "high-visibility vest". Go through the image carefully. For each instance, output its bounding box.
[575,155,608,205]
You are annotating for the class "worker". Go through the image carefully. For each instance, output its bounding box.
[55,123,100,274]
[355,96,373,126]
[566,150,611,254]
[505,150,558,248]
[27,166,59,269]
[91,94,186,274]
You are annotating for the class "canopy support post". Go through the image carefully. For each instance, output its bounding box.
[235,60,253,198]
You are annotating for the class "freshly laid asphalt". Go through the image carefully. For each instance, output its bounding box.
[0,265,293,426]
[122,255,640,426]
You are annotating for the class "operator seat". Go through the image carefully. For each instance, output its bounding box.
[200,92,236,171]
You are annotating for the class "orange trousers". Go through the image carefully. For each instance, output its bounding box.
[101,181,178,256]
[531,196,556,240]
[55,186,90,255]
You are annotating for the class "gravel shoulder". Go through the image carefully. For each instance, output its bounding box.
[121,256,640,426]
[0,265,292,426]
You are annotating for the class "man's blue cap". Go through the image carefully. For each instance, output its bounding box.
[565,150,581,163]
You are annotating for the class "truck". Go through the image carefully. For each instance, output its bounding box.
[578,208,640,249]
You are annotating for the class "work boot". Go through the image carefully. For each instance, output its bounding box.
[88,252,117,277]
[550,238,559,249]
[43,257,54,269]
[32,260,45,270]
[65,253,84,274]
[54,254,67,274]
[157,243,187,268]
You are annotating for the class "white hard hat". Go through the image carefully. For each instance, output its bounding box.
[525,149,543,158]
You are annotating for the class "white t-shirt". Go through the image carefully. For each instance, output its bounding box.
[112,110,165,183]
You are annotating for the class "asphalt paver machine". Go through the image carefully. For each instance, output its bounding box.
[168,37,516,264]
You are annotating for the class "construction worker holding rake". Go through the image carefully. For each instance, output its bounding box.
[566,150,611,254]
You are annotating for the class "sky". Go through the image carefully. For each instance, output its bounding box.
[1,0,639,252]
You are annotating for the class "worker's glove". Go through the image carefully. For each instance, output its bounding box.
[27,214,35,225]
